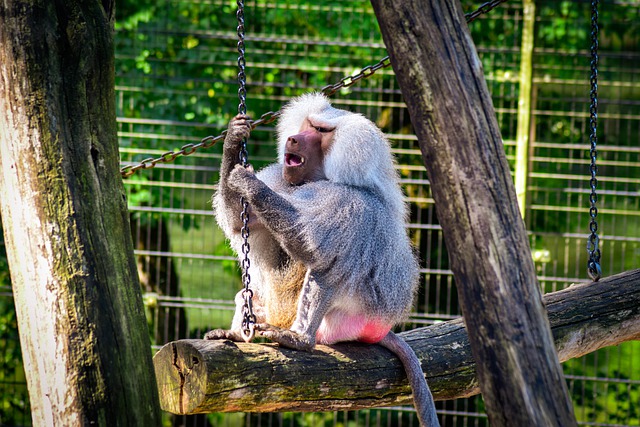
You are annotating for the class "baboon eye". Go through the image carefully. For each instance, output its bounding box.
[313,125,334,133]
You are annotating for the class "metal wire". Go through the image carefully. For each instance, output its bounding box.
[586,0,602,282]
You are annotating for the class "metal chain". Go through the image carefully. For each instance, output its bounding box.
[119,135,223,178]
[587,0,602,282]
[321,56,392,96]
[118,1,506,178]
[465,0,510,23]
[235,0,256,342]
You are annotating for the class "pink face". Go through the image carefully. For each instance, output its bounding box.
[283,119,335,185]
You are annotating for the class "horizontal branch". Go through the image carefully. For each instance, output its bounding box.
[154,269,640,414]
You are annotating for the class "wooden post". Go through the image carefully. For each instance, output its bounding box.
[0,0,162,424]
[515,0,536,218]
[370,1,578,426]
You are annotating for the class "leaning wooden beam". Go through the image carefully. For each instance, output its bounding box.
[154,269,640,414]
[370,1,576,425]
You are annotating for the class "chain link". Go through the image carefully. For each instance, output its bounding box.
[119,134,223,178]
[586,0,601,282]
[119,1,504,178]
[321,56,392,96]
[465,0,510,24]
[235,0,257,342]
[236,5,247,120]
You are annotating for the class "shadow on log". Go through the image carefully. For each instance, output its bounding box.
[154,269,640,414]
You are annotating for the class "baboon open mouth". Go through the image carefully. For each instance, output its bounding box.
[285,153,305,167]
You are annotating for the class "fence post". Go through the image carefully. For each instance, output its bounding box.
[515,0,536,219]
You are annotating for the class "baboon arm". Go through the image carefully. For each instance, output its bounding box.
[228,165,315,264]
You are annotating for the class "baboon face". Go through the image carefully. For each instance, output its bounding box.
[282,119,335,185]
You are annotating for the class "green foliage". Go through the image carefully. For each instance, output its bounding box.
[116,0,237,232]
[0,224,30,425]
[537,1,585,50]
[564,342,640,425]
[238,408,421,427]
[0,299,30,426]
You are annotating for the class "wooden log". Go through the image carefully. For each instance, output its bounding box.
[154,269,640,414]
[369,1,577,425]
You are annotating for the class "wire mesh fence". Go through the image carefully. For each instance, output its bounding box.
[0,0,638,426]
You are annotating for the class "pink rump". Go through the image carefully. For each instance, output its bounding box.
[315,312,391,345]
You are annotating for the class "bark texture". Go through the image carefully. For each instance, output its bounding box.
[369,1,577,425]
[154,269,640,414]
[0,0,161,424]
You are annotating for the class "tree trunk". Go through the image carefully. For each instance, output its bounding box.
[154,269,640,414]
[0,0,162,424]
[370,1,577,426]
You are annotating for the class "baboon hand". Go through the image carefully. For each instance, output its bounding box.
[225,114,252,146]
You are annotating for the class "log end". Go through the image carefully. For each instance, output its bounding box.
[154,339,210,414]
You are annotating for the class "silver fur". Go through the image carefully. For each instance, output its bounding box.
[207,93,438,426]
